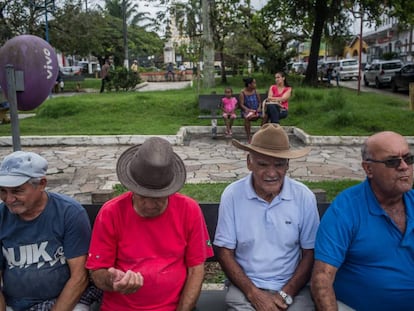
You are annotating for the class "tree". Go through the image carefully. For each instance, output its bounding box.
[202,0,215,88]
[262,0,414,86]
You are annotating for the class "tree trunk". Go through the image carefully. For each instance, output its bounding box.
[202,0,215,88]
[220,50,227,83]
[304,0,328,86]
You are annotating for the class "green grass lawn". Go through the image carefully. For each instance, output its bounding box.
[3,74,413,136]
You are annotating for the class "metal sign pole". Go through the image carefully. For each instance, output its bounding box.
[5,65,21,151]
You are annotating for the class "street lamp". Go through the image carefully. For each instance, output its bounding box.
[357,15,363,95]
[349,4,365,95]
[30,0,56,43]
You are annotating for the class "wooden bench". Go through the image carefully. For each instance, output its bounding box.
[83,201,329,310]
[59,74,85,93]
[198,93,268,138]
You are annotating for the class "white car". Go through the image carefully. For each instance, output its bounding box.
[290,62,307,74]
[59,66,82,76]
[335,59,359,81]
[363,59,403,88]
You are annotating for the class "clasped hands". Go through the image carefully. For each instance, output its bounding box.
[108,267,144,295]
[250,287,288,311]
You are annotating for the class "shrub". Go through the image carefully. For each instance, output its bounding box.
[107,67,140,91]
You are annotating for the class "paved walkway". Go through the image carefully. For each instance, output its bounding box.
[0,129,366,204]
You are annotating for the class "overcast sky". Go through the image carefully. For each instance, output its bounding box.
[86,0,268,18]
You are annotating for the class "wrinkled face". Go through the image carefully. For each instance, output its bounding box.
[132,193,169,218]
[247,152,289,202]
[363,134,414,199]
[0,179,46,220]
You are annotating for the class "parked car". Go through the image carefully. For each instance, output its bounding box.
[289,62,307,74]
[390,63,414,92]
[59,66,82,76]
[334,59,359,81]
[363,59,403,88]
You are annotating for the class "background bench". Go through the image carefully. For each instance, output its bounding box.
[83,201,329,311]
[198,93,268,138]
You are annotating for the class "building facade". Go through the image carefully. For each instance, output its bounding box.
[362,15,413,63]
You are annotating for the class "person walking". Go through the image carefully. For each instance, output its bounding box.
[100,59,110,93]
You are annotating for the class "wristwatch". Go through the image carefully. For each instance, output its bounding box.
[279,290,293,305]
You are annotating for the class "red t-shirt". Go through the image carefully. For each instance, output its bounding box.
[270,85,291,109]
[86,192,214,311]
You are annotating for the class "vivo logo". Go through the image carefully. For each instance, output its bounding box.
[43,48,54,80]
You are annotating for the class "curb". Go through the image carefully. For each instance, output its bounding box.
[0,126,413,147]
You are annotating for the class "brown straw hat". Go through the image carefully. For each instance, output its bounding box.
[116,137,186,197]
[232,123,310,159]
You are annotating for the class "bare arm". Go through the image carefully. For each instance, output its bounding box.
[51,255,88,311]
[90,267,143,294]
[239,91,249,112]
[0,271,5,311]
[256,93,262,112]
[217,247,286,311]
[176,263,205,311]
[310,260,339,311]
[281,249,314,296]
[268,87,292,103]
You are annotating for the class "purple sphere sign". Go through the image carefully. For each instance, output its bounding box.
[0,35,58,111]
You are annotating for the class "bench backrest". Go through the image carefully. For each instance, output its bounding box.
[198,93,268,112]
[83,201,330,262]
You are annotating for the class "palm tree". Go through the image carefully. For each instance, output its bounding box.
[104,0,154,67]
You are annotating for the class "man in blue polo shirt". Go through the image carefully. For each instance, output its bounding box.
[311,130,414,311]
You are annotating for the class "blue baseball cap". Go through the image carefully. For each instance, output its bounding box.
[0,151,48,187]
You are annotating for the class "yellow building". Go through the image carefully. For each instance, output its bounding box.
[344,36,368,62]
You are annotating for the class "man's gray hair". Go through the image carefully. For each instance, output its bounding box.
[28,177,42,186]
[361,139,372,161]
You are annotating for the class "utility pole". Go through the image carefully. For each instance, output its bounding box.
[31,0,55,43]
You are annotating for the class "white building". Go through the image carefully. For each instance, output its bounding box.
[357,15,414,63]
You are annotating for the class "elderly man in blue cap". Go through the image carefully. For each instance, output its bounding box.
[0,151,100,311]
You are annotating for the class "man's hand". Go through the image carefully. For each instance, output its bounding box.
[249,288,288,311]
[108,267,144,294]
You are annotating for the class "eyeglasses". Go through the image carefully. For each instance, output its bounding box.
[365,155,414,168]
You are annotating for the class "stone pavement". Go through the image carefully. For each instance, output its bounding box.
[0,126,370,204]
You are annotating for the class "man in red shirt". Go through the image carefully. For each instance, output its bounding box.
[86,137,213,311]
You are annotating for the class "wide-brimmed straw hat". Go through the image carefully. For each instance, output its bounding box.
[116,137,186,197]
[232,123,310,159]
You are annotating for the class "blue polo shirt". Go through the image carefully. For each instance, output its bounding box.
[214,174,319,291]
[315,179,414,311]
